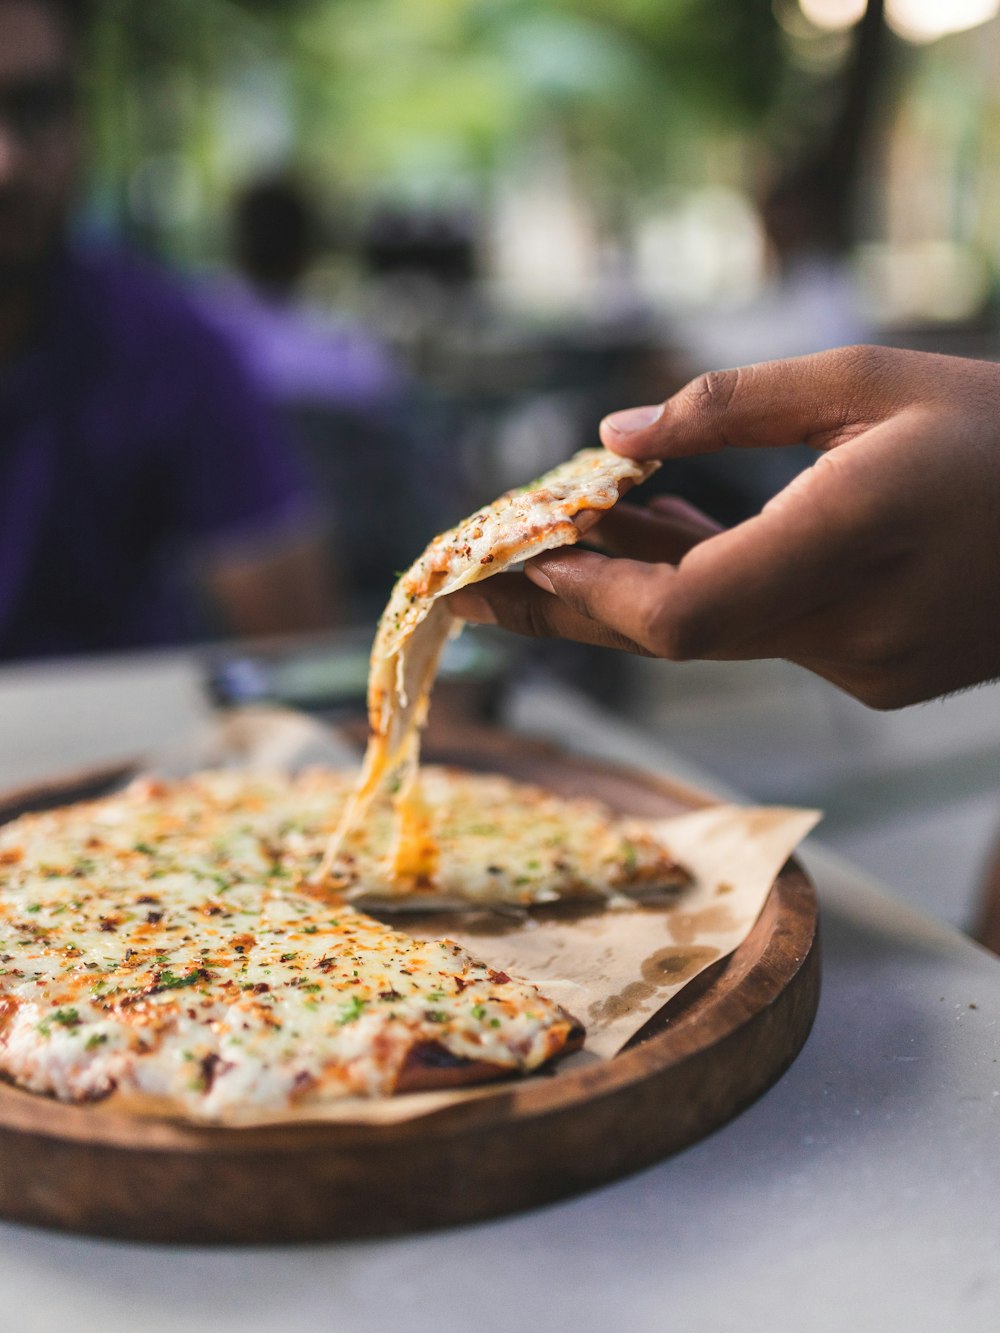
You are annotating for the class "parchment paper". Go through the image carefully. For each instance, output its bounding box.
[101,707,819,1127]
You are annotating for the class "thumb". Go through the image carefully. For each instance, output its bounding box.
[599,345,916,461]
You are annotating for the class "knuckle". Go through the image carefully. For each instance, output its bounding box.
[646,600,708,661]
[835,344,901,406]
[851,674,914,712]
[516,596,559,640]
[684,367,742,417]
[843,619,924,707]
[837,343,885,375]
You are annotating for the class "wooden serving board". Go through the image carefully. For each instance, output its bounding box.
[0,726,819,1244]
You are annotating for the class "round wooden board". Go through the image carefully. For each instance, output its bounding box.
[0,728,819,1244]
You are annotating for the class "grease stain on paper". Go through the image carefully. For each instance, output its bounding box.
[587,945,721,1022]
[669,904,738,946]
[641,944,720,986]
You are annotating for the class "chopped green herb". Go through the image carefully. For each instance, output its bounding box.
[471,1004,487,1020]
[337,996,366,1025]
[85,1032,107,1051]
[52,1007,81,1028]
[156,969,204,990]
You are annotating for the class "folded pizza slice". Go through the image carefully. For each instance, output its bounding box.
[318,448,660,891]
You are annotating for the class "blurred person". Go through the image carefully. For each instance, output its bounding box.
[448,345,1000,714]
[0,0,335,660]
[203,174,403,414]
[203,179,470,621]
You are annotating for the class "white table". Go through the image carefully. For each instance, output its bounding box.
[1,651,998,1333]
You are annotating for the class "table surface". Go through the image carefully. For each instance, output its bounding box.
[0,649,998,1333]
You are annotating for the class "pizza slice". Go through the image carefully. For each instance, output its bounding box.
[318,448,660,889]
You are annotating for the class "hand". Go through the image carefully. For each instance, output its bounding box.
[447,346,1000,708]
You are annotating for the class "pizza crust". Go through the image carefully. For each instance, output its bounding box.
[394,1022,585,1094]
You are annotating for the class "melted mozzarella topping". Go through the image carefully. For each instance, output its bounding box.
[319,448,659,884]
[334,767,689,909]
[0,773,580,1120]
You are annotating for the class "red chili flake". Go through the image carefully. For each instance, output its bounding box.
[488,969,511,985]
[135,895,160,905]
[479,554,495,564]
[99,919,118,933]
[146,911,163,925]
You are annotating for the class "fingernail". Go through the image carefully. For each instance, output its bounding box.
[602,404,663,436]
[525,564,555,594]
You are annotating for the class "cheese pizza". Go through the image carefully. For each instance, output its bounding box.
[0,771,584,1120]
[319,448,659,888]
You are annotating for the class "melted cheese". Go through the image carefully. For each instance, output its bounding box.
[333,767,689,909]
[0,772,580,1120]
[319,448,659,885]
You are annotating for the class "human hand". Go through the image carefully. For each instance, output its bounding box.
[447,346,1000,708]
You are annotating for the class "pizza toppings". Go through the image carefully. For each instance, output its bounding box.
[0,772,584,1120]
[330,766,690,908]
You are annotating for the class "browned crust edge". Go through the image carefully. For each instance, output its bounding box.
[394,1020,586,1094]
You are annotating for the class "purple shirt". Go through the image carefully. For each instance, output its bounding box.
[0,246,312,660]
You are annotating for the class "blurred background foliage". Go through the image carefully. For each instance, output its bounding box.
[81,0,830,262]
[87,0,783,210]
[77,0,1000,342]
